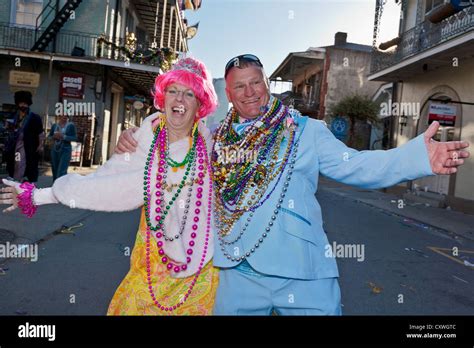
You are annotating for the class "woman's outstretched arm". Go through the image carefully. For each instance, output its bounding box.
[1,114,159,214]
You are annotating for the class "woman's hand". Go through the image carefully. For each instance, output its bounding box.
[0,179,23,213]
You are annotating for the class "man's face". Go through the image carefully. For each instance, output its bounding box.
[18,102,29,114]
[225,66,270,120]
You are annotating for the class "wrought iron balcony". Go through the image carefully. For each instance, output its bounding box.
[371,5,474,74]
[0,22,175,69]
[32,0,83,52]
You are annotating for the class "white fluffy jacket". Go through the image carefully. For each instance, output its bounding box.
[33,113,214,278]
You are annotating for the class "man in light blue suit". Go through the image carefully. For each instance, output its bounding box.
[114,54,470,315]
[210,54,470,315]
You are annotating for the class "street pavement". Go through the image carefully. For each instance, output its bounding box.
[0,169,473,315]
[0,166,140,315]
[318,177,474,315]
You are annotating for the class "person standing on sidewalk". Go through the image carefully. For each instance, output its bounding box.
[4,91,45,183]
[48,113,77,181]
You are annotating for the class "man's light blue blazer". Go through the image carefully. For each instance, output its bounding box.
[213,115,435,280]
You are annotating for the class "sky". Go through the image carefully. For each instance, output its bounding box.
[185,0,401,84]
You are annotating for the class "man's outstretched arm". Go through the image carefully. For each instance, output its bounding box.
[314,120,470,189]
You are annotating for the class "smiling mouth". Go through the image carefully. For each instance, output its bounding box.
[172,105,186,114]
[243,98,260,105]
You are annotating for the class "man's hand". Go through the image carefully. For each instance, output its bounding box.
[115,127,139,154]
[424,121,470,175]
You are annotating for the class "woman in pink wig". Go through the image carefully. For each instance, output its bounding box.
[0,57,219,315]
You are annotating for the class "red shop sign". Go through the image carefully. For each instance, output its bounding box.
[60,73,85,99]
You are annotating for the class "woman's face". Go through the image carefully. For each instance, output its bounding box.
[164,82,200,135]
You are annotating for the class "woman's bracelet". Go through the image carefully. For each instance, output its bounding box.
[17,182,38,218]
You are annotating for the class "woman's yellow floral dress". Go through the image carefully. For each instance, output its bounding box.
[107,209,219,315]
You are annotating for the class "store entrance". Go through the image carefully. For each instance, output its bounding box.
[413,95,460,195]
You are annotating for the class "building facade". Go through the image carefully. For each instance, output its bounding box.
[0,0,193,167]
[270,32,384,122]
[205,77,229,132]
[370,0,473,212]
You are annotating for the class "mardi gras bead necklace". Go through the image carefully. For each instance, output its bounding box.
[161,168,207,193]
[219,137,299,261]
[219,130,296,245]
[218,126,296,241]
[142,118,212,312]
[217,123,287,211]
[214,127,285,230]
[212,97,297,239]
[144,129,197,232]
[167,136,194,172]
[212,97,285,203]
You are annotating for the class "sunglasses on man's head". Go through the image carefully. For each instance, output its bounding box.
[224,54,263,78]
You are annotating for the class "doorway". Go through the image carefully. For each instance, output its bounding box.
[108,83,123,158]
[413,92,461,195]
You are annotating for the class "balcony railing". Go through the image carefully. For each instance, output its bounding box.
[371,5,474,74]
[0,23,97,56]
[0,22,170,68]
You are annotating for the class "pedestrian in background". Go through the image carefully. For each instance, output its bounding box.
[49,112,77,181]
[4,91,44,183]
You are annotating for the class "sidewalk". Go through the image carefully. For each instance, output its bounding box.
[318,176,474,242]
[0,165,98,247]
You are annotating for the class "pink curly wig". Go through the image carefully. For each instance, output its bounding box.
[152,57,218,119]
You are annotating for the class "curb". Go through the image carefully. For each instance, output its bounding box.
[319,184,474,242]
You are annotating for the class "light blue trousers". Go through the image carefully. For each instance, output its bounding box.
[213,261,342,315]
